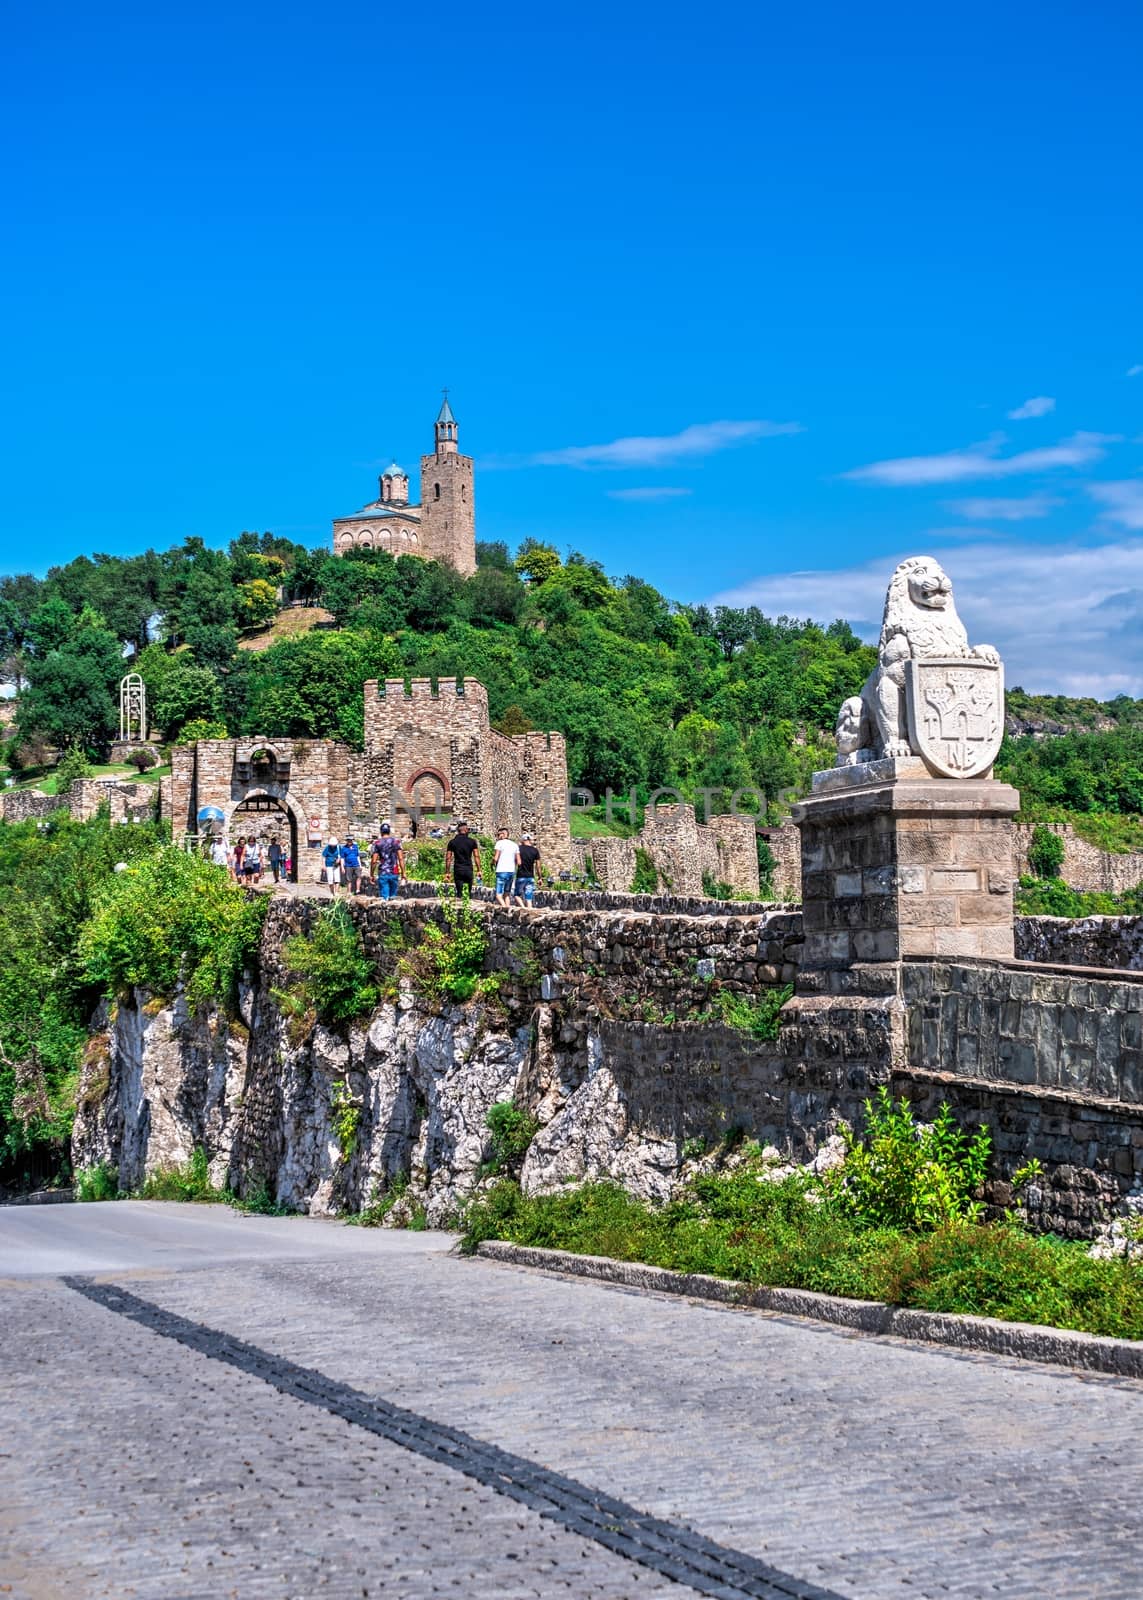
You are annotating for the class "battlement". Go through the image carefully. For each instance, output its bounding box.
[366,676,489,705]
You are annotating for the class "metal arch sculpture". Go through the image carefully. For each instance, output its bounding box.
[119,673,147,744]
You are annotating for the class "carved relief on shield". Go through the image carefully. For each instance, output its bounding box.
[904,657,1004,779]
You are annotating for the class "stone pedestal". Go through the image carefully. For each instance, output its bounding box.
[790,759,1020,979]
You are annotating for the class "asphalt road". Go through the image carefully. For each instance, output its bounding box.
[2,1203,1142,1600]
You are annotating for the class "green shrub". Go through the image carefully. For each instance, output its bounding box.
[140,1146,223,1203]
[630,847,658,895]
[55,745,93,788]
[702,870,734,900]
[1027,824,1066,879]
[0,813,167,1189]
[823,1089,991,1230]
[74,1162,120,1202]
[228,1178,292,1216]
[330,1079,361,1161]
[277,902,378,1026]
[460,1174,1143,1342]
[756,837,777,898]
[714,985,792,1040]
[1014,876,1124,917]
[79,845,267,1011]
[483,1101,538,1175]
[409,841,445,880]
[177,718,228,742]
[398,894,492,1004]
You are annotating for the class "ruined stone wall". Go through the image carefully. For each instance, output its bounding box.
[1014,822,1143,895]
[67,778,156,824]
[758,823,802,901]
[696,813,760,897]
[0,788,65,824]
[640,805,704,896]
[577,834,637,891]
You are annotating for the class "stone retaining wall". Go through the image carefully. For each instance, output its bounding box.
[395,879,781,917]
[1015,914,1143,972]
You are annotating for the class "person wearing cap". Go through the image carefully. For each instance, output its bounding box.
[445,820,481,899]
[321,835,341,897]
[373,821,405,901]
[514,832,543,907]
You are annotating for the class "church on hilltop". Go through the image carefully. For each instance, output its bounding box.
[331,396,476,576]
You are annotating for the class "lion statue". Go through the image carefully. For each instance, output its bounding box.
[836,556,1000,765]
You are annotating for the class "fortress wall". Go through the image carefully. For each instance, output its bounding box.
[363,677,490,748]
[1014,822,1143,895]
[758,823,802,900]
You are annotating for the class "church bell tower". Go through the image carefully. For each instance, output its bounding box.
[419,393,476,576]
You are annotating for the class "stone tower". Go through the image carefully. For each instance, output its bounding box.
[419,395,476,576]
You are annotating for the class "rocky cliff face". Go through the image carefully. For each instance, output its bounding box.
[72,899,807,1223]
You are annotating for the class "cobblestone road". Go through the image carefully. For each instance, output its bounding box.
[2,1204,1142,1599]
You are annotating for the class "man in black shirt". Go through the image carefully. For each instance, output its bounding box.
[514,832,542,907]
[445,821,481,899]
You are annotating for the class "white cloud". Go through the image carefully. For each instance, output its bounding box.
[606,486,693,502]
[844,431,1118,487]
[1127,364,1143,378]
[947,494,1060,522]
[1089,480,1143,530]
[1007,396,1056,420]
[711,535,1143,696]
[529,419,802,470]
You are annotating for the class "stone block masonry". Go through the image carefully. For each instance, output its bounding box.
[793,766,1020,974]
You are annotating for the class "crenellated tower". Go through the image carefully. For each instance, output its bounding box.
[418,394,476,576]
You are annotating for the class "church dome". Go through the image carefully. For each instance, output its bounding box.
[383,462,407,478]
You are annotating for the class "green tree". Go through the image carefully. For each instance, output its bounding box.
[153,660,224,737]
[514,539,561,585]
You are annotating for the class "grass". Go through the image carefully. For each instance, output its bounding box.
[570,808,637,840]
[2,760,171,794]
[461,1174,1143,1343]
[1066,811,1143,856]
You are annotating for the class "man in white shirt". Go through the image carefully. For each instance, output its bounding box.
[492,826,520,907]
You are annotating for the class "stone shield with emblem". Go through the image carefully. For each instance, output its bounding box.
[904,657,1004,779]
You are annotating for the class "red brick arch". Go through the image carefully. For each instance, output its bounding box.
[406,766,451,804]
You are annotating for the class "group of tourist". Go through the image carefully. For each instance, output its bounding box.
[215,834,290,885]
[320,824,408,900]
[204,819,545,906]
[444,822,543,906]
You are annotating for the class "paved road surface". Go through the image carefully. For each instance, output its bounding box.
[2,1203,1141,1600]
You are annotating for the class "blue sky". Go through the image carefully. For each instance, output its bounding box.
[2,1,1142,692]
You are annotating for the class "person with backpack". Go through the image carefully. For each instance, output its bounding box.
[514,832,543,907]
[340,836,363,895]
[267,836,285,883]
[322,836,341,896]
[373,822,405,901]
